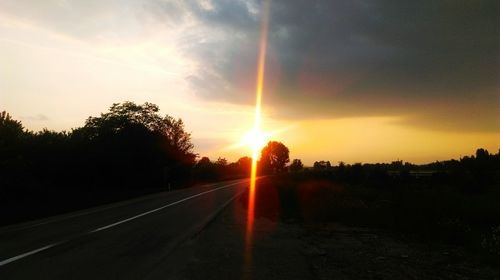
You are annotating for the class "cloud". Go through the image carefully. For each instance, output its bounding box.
[184,0,499,131]
[2,0,498,132]
[0,0,188,42]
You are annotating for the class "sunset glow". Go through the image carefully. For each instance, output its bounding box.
[243,128,268,153]
[1,1,498,164]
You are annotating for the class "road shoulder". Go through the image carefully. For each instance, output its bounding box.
[147,191,312,280]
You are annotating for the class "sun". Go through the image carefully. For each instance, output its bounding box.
[242,128,268,152]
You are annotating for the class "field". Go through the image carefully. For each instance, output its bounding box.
[250,172,500,261]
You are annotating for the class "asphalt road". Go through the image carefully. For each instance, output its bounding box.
[0,179,250,279]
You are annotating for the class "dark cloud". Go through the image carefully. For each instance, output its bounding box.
[188,0,259,31]
[186,0,499,131]
[180,1,262,103]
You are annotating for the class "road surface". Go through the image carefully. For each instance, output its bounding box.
[0,179,250,279]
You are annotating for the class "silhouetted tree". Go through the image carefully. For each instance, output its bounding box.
[216,157,228,167]
[313,160,331,170]
[197,157,212,166]
[214,157,228,178]
[289,159,304,172]
[0,111,24,146]
[476,148,489,159]
[72,101,196,187]
[78,102,194,155]
[0,111,28,188]
[260,141,290,174]
[193,156,217,181]
[0,111,26,161]
[236,156,252,177]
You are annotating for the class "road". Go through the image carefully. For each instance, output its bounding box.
[0,179,250,279]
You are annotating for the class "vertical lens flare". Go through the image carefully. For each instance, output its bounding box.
[245,0,270,274]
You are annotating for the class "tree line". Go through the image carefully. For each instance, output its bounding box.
[298,149,500,192]
[2,100,498,193]
[0,102,199,191]
[0,102,292,194]
[1,101,498,225]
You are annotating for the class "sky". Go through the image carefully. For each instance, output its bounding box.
[1,0,499,165]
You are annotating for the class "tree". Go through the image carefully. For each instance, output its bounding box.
[157,115,194,161]
[289,159,304,172]
[73,101,196,186]
[0,112,27,188]
[0,111,24,148]
[215,157,228,167]
[78,102,194,156]
[260,141,290,174]
[313,160,331,170]
[476,148,489,160]
[237,156,252,174]
[197,157,212,166]
[193,157,217,181]
[81,102,194,153]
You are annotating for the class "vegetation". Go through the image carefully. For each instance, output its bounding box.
[1,102,196,191]
[0,103,245,225]
[251,150,500,260]
[192,156,251,182]
[260,141,290,174]
[289,159,304,172]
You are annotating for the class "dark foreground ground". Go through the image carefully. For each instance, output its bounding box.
[168,175,500,279]
[1,174,499,279]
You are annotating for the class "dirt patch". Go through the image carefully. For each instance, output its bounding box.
[301,223,499,280]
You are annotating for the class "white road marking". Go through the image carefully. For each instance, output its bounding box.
[0,243,60,266]
[0,181,233,234]
[0,180,247,267]
[89,181,243,233]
